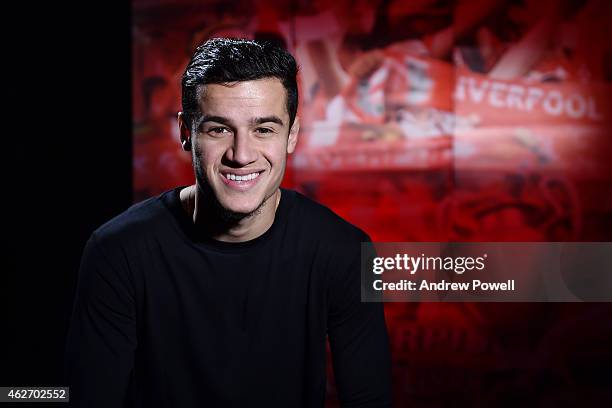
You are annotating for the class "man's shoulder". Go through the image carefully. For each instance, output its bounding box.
[287,189,370,243]
[92,190,175,244]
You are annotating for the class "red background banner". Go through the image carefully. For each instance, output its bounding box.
[132,0,612,405]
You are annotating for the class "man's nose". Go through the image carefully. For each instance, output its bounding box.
[226,131,257,166]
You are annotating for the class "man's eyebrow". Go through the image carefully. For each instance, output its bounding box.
[251,116,284,126]
[199,115,284,127]
[200,115,232,126]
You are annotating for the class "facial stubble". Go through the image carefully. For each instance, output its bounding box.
[192,148,274,224]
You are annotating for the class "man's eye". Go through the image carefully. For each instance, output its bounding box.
[255,128,274,134]
[208,127,230,135]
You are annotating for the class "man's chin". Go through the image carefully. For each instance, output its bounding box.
[214,193,268,218]
[217,202,264,222]
[198,181,272,223]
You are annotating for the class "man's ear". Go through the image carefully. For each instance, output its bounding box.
[287,116,300,154]
[178,112,192,151]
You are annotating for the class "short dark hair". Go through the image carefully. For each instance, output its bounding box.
[181,38,299,130]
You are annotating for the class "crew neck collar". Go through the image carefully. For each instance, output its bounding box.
[161,186,294,251]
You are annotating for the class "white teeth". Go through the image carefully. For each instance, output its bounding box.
[224,172,260,182]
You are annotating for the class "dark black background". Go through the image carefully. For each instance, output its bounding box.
[5,2,131,391]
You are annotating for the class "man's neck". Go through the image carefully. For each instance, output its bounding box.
[179,184,281,243]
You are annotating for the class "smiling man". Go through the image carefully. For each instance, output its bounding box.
[66,38,391,407]
[179,76,298,242]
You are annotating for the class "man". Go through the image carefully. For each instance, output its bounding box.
[66,38,392,407]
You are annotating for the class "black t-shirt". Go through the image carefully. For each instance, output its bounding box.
[65,187,391,407]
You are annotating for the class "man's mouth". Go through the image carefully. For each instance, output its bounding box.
[223,171,262,182]
[220,171,264,189]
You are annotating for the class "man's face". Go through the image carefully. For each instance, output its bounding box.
[184,78,299,216]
